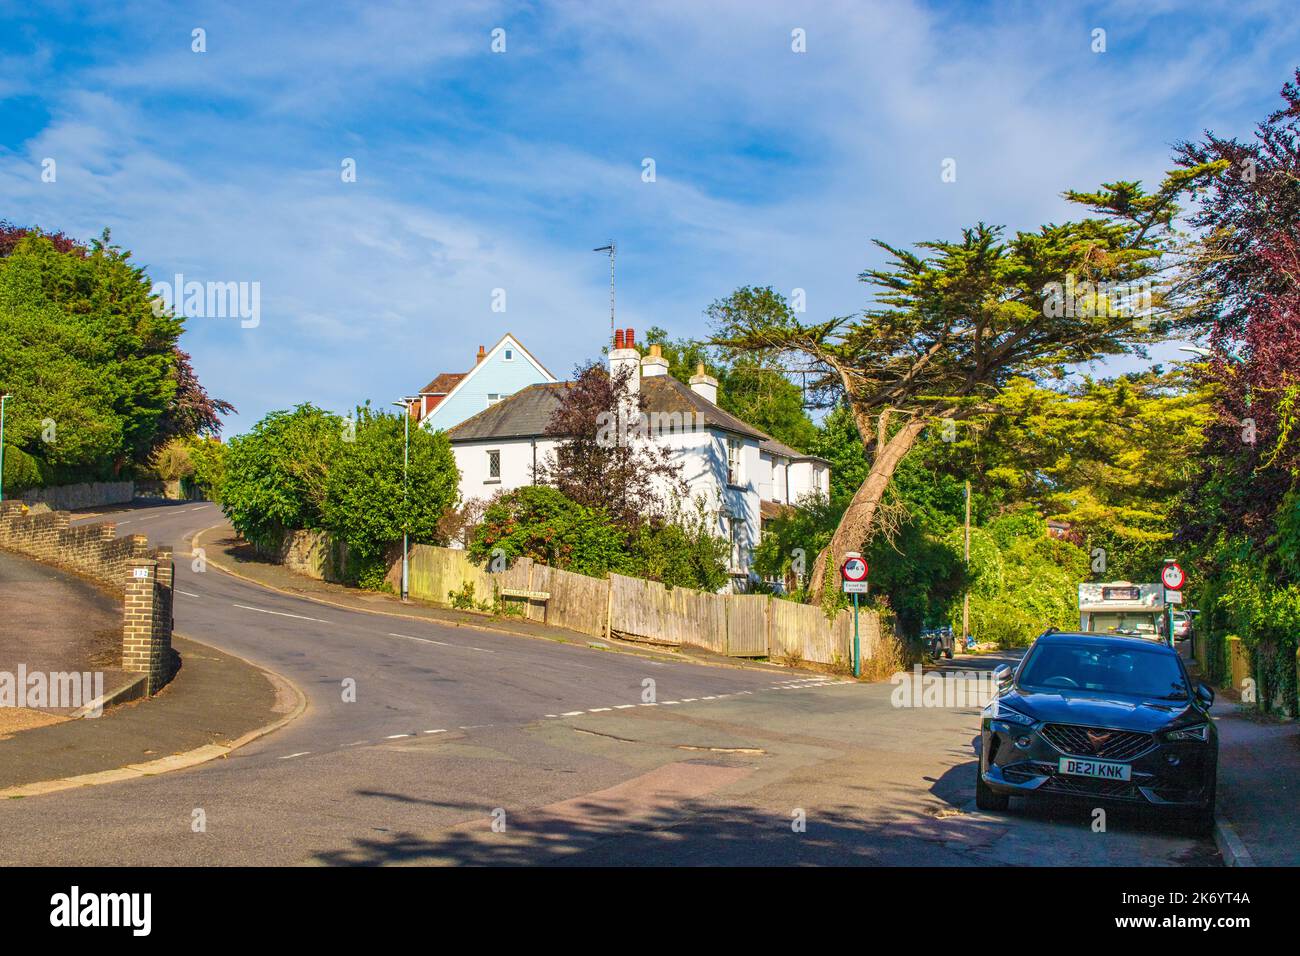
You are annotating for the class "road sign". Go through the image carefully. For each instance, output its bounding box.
[840,554,869,582]
[1161,562,1185,590]
[843,580,869,594]
[1165,590,1183,605]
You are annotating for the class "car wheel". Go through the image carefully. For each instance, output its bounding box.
[976,766,1010,812]
[944,647,953,659]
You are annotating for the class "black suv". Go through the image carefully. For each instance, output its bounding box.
[977,630,1218,834]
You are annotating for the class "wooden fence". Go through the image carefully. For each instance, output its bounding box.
[394,544,884,666]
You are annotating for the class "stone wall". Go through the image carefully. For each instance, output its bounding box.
[19,481,134,512]
[276,529,352,583]
[0,500,176,695]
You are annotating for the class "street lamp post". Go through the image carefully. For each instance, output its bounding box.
[391,399,416,603]
[0,392,10,503]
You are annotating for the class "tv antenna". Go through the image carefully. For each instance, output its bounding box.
[593,242,616,342]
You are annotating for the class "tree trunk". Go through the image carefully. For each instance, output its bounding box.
[809,416,929,604]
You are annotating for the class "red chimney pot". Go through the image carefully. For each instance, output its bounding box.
[625,326,635,347]
[614,328,625,349]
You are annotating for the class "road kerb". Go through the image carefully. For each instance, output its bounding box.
[0,643,306,801]
[1213,815,1255,867]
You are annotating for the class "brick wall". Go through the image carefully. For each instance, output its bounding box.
[0,500,176,695]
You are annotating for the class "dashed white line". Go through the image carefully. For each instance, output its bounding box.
[175,589,200,598]
[385,733,412,739]
[232,603,329,623]
[587,707,612,713]
[561,711,584,717]
[424,729,447,734]
[387,632,450,646]
[280,752,311,760]
[614,704,635,709]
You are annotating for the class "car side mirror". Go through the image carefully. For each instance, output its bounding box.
[1196,683,1215,707]
[993,664,1013,687]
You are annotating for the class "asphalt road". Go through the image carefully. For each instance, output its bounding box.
[0,500,1219,865]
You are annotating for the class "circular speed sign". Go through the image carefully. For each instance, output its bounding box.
[841,555,869,582]
[1161,562,1186,590]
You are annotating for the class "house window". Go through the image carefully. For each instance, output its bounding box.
[503,348,514,361]
[487,449,501,482]
[488,392,509,407]
[726,438,742,486]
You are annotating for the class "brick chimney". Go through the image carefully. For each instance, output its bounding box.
[609,326,640,401]
[640,342,669,377]
[689,361,718,405]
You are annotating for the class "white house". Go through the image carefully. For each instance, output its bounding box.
[445,329,829,589]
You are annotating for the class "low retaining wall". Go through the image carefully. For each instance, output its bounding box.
[19,480,134,512]
[273,529,353,583]
[0,500,176,695]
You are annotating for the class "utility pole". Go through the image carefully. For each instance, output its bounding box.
[391,399,416,602]
[593,243,616,342]
[962,479,971,652]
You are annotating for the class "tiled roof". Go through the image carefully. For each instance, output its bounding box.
[447,372,826,466]
[419,372,466,395]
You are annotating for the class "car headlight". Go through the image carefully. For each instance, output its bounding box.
[989,700,1037,727]
[1165,723,1209,742]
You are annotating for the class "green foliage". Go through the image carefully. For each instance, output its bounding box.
[470,485,730,591]
[0,232,184,476]
[956,530,1088,647]
[625,511,732,593]
[183,436,228,503]
[321,407,459,565]
[1,444,43,495]
[223,405,343,550]
[470,486,627,578]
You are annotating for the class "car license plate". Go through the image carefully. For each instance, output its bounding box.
[1058,756,1131,781]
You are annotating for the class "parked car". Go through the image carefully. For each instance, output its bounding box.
[1172,611,1194,642]
[976,630,1218,834]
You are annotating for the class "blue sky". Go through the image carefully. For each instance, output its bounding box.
[1,0,1297,434]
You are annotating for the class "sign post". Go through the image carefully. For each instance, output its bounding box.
[840,553,869,678]
[1160,559,1185,648]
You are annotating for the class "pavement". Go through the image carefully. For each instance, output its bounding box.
[1211,698,1300,866]
[0,547,132,717]
[0,498,1237,866]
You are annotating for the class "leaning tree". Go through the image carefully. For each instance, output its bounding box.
[712,166,1224,606]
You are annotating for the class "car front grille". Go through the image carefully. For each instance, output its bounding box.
[1040,723,1154,761]
[1040,774,1142,801]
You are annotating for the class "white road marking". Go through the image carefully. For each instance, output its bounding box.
[543,714,559,718]
[468,646,494,654]
[344,740,370,747]
[385,733,412,739]
[187,506,208,512]
[175,589,200,598]
[662,701,680,706]
[614,704,635,709]
[387,632,450,646]
[424,729,447,734]
[134,514,163,522]
[681,698,698,703]
[587,707,612,712]
[232,603,329,623]
[280,752,311,759]
[561,711,584,717]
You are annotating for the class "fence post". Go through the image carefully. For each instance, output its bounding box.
[604,576,614,641]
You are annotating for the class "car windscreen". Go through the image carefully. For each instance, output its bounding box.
[1019,642,1188,700]
[1087,611,1159,636]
